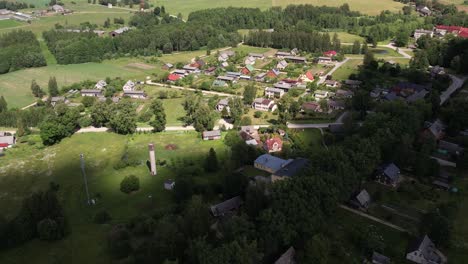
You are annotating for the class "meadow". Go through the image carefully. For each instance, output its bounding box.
[0,58,157,109]
[332,58,362,80]
[0,131,228,264]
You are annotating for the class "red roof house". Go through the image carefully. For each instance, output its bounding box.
[300,71,315,82]
[436,25,468,38]
[324,50,337,57]
[266,69,280,78]
[264,137,283,153]
[167,74,182,82]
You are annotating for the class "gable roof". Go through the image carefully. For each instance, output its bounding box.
[210,196,242,217]
[255,154,291,172]
[383,163,400,181]
[168,74,182,81]
[202,130,221,137]
[274,247,295,264]
[356,189,370,206]
[274,158,309,178]
[265,137,283,151]
[245,64,255,72]
[372,252,390,264]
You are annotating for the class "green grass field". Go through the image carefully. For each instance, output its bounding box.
[0,131,227,264]
[323,31,365,43]
[0,19,21,29]
[332,58,362,80]
[273,0,405,15]
[0,58,157,109]
[162,98,185,125]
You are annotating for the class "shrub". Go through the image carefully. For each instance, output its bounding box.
[37,218,62,241]
[120,175,140,194]
[78,116,92,128]
[254,111,263,118]
[94,210,112,224]
[82,96,96,108]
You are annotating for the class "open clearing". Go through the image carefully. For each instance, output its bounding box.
[0,58,156,109]
[127,62,156,70]
[0,132,227,264]
[332,59,362,80]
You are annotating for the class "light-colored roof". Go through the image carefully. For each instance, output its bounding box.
[202,130,221,137]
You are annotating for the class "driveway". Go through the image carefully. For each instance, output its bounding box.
[440,74,467,105]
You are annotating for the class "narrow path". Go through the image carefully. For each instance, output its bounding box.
[339,205,409,233]
[317,58,349,84]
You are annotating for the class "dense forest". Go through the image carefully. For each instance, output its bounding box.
[0,1,29,10]
[0,31,47,74]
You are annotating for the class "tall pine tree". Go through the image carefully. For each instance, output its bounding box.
[48,77,59,97]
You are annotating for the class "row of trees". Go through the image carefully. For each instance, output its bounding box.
[417,35,468,74]
[0,30,47,74]
[0,1,30,10]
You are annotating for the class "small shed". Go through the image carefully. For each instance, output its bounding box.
[202,130,221,141]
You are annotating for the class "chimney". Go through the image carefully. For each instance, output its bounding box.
[148,143,157,176]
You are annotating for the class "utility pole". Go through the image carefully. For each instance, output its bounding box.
[80,154,91,205]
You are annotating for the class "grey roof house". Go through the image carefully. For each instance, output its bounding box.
[350,189,371,210]
[406,235,447,264]
[372,252,390,264]
[376,163,400,187]
[254,154,293,174]
[274,247,295,264]
[210,196,243,217]
[272,158,309,182]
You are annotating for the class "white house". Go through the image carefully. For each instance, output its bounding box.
[252,98,277,112]
[325,80,339,88]
[276,60,288,70]
[95,80,107,90]
[216,98,230,113]
[314,90,329,100]
[123,90,146,99]
[414,29,434,40]
[318,56,333,64]
[123,80,136,91]
[81,89,103,97]
[265,87,285,99]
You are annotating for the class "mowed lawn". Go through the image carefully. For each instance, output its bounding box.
[332,58,362,80]
[323,31,365,43]
[0,131,227,264]
[162,98,185,126]
[0,58,156,108]
[0,19,21,29]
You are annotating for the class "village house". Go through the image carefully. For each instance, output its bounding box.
[162,63,173,70]
[109,27,131,37]
[216,98,230,112]
[425,119,445,140]
[50,96,68,107]
[435,25,468,38]
[271,158,309,182]
[254,154,293,173]
[314,90,329,100]
[283,55,307,63]
[182,65,199,74]
[275,51,292,58]
[267,69,280,78]
[217,76,235,83]
[276,60,288,70]
[300,71,314,83]
[327,100,345,111]
[350,189,371,210]
[218,50,235,62]
[372,252,391,264]
[172,69,187,76]
[202,130,221,141]
[244,56,256,65]
[0,9,11,20]
[274,247,296,264]
[205,66,216,75]
[265,87,285,99]
[252,98,278,112]
[0,132,16,150]
[273,81,293,91]
[416,6,432,16]
[375,163,400,187]
[241,64,255,75]
[438,140,464,157]
[81,89,103,97]
[406,235,447,264]
[123,90,146,99]
[255,72,267,82]
[122,80,136,91]
[318,56,333,64]
[210,196,243,217]
[430,66,445,76]
[167,73,182,82]
[302,101,321,113]
[249,53,264,59]
[212,79,228,87]
[226,72,241,79]
[164,179,175,190]
[344,79,362,88]
[240,126,260,143]
[414,29,434,40]
[94,80,107,89]
[325,80,339,88]
[51,4,65,13]
[264,137,283,153]
[335,89,354,98]
[323,50,337,57]
[11,12,33,22]
[221,61,229,68]
[240,75,251,81]
[191,59,205,69]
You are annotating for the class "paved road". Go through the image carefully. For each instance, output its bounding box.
[339,205,409,233]
[146,81,242,98]
[440,74,467,105]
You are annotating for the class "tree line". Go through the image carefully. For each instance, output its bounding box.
[0,1,30,10]
[0,30,47,74]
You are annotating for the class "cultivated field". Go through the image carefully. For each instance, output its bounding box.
[272,0,405,15]
[0,131,227,263]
